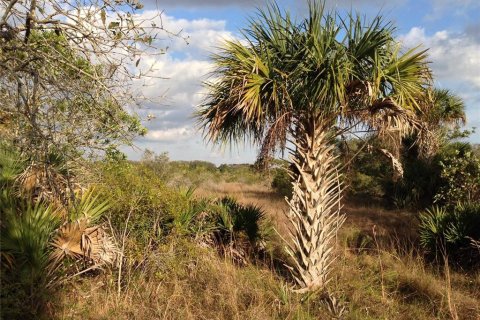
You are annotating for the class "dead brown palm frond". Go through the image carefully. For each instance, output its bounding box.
[379,148,404,181]
[256,111,292,169]
[368,98,421,137]
[51,218,120,267]
[51,219,87,265]
[352,97,436,161]
[83,225,120,266]
[50,188,118,269]
[285,122,346,292]
[14,162,78,210]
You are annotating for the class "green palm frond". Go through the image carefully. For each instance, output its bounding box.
[381,46,431,111]
[426,88,466,127]
[196,0,434,292]
[69,188,110,223]
[0,144,25,187]
[419,206,448,249]
[197,1,432,152]
[0,200,61,283]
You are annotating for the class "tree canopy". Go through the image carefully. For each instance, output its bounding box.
[197,2,433,162]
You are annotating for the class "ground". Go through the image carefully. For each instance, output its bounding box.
[54,168,480,320]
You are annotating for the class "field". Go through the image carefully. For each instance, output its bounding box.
[49,163,479,320]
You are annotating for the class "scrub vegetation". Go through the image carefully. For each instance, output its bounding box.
[1,0,479,319]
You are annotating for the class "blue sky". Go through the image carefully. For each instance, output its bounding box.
[123,0,480,164]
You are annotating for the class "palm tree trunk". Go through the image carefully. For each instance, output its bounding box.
[286,121,345,292]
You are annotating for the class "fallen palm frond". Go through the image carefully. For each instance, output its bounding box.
[51,219,120,267]
[285,122,346,292]
[379,148,404,180]
[51,188,119,268]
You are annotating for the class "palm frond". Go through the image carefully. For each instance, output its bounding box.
[0,200,62,283]
[69,188,110,223]
[0,144,25,187]
[51,219,120,267]
[51,190,118,267]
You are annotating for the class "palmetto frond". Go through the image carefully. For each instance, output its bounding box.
[198,2,431,153]
[51,219,119,267]
[0,144,25,187]
[0,199,62,286]
[422,88,466,128]
[51,188,118,267]
[68,188,110,223]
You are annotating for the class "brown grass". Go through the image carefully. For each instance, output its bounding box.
[53,179,480,320]
[194,180,480,319]
[55,238,318,320]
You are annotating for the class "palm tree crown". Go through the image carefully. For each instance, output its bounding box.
[197,2,432,159]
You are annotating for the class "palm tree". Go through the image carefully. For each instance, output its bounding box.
[402,88,465,159]
[426,89,465,128]
[197,2,432,292]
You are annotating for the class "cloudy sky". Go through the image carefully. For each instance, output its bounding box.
[123,0,480,164]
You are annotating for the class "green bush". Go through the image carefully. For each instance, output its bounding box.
[350,172,385,199]
[434,150,480,206]
[0,195,61,319]
[419,203,480,267]
[339,139,392,200]
[271,168,292,198]
[96,161,190,259]
[215,196,266,244]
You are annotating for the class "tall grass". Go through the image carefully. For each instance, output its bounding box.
[3,159,479,319]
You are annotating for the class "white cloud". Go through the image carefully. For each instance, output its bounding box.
[400,27,480,141]
[425,0,480,20]
[129,16,480,163]
[141,0,258,9]
[146,127,193,141]
[401,27,480,88]
[125,13,255,163]
[136,12,236,58]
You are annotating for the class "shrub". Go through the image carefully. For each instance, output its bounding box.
[434,150,480,206]
[196,197,273,264]
[339,139,392,200]
[419,203,480,267]
[0,196,61,318]
[350,172,385,198]
[171,188,216,237]
[271,168,293,198]
[96,161,190,258]
[215,196,266,244]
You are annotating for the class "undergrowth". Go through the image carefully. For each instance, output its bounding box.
[2,160,479,319]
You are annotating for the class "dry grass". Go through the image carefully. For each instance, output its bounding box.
[195,181,291,236]
[194,180,480,319]
[52,179,480,320]
[195,181,417,244]
[55,238,320,320]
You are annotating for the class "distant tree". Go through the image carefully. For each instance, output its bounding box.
[408,88,466,157]
[197,2,432,291]
[389,89,468,208]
